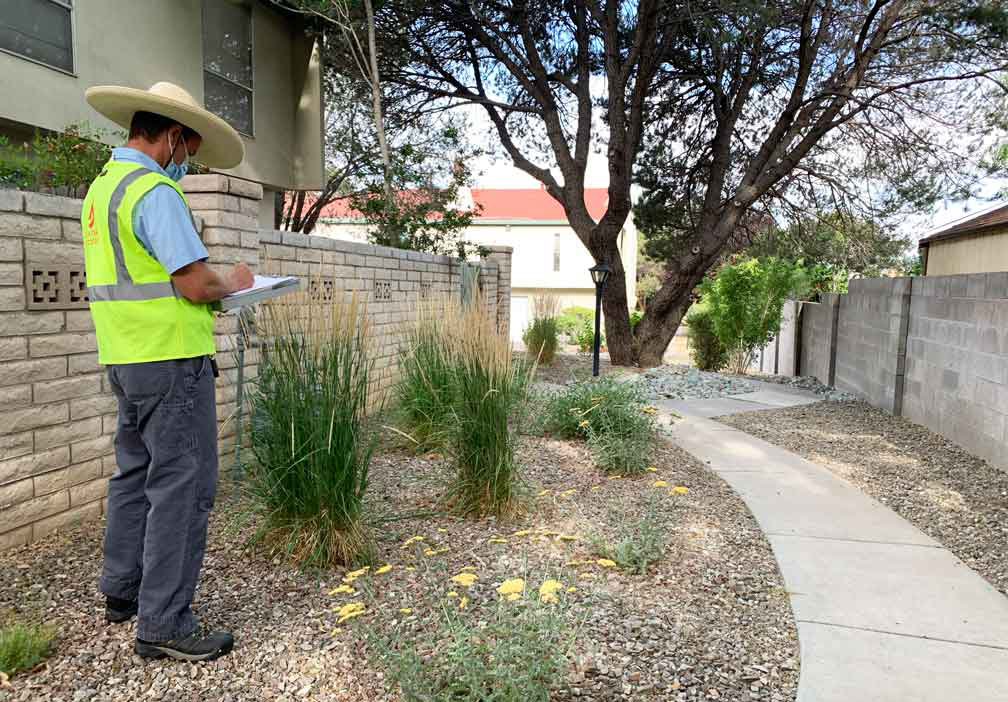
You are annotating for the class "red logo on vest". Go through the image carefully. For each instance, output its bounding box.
[83,204,99,246]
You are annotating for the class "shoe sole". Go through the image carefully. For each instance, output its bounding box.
[134,639,234,662]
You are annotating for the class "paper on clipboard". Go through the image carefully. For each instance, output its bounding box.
[213,275,300,312]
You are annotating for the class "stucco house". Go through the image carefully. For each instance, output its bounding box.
[312,186,639,342]
[919,202,1008,275]
[0,0,324,228]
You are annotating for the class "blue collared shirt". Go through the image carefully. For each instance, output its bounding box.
[110,147,208,274]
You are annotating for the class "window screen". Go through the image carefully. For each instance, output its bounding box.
[0,0,74,73]
[203,0,253,135]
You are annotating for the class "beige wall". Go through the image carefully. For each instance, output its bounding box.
[0,0,323,201]
[925,229,1008,276]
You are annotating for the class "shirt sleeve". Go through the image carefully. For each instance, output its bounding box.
[132,185,209,274]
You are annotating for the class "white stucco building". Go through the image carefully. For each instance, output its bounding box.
[313,186,638,341]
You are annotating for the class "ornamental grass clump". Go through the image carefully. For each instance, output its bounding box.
[246,283,375,567]
[399,294,532,516]
[522,293,560,365]
[394,314,456,451]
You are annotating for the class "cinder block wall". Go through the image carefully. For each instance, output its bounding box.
[0,179,511,550]
[799,294,839,386]
[903,273,1008,470]
[834,278,911,414]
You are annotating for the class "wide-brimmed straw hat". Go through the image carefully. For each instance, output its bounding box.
[85,81,244,169]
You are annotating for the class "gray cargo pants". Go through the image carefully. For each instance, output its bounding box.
[99,356,218,642]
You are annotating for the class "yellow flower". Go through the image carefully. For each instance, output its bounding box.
[567,586,578,593]
[597,558,617,568]
[497,578,525,599]
[645,466,658,473]
[558,534,578,542]
[652,480,669,488]
[672,486,689,495]
[591,486,601,491]
[451,573,478,587]
[537,489,550,497]
[336,602,365,624]
[447,591,458,598]
[406,566,416,571]
[342,566,370,583]
[489,537,507,544]
[459,596,469,610]
[459,565,477,572]
[328,584,355,596]
[642,406,658,415]
[578,420,590,428]
[374,565,392,575]
[608,474,622,480]
[401,536,425,548]
[399,608,412,615]
[506,593,521,601]
[512,530,532,537]
[539,579,563,603]
[559,489,576,497]
[424,547,450,557]
[437,528,448,533]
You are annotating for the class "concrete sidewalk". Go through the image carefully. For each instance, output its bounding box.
[659,393,1008,702]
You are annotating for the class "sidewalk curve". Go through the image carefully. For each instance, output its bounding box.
[658,389,1008,702]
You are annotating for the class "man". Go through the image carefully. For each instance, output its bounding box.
[81,82,253,662]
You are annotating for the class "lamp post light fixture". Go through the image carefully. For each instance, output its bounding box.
[589,262,612,377]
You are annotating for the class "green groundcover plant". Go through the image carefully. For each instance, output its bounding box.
[0,617,54,678]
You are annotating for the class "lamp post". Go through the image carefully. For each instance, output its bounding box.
[589,262,612,377]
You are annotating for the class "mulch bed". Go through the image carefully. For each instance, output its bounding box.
[717,401,1008,597]
[0,431,798,702]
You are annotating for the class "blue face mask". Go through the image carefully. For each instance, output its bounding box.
[163,132,190,182]
[166,160,188,182]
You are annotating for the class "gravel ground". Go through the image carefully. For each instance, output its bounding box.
[638,365,755,401]
[738,374,858,402]
[0,434,798,702]
[717,401,1008,597]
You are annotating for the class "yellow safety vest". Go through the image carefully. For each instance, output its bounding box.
[81,161,214,364]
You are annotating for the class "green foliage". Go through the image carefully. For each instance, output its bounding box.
[399,296,532,516]
[805,263,850,297]
[523,318,558,365]
[536,377,656,474]
[699,258,809,375]
[0,618,54,677]
[0,123,119,193]
[629,310,643,332]
[556,307,593,338]
[364,570,580,702]
[394,323,456,452]
[247,294,375,567]
[684,306,729,372]
[901,252,924,276]
[589,497,666,575]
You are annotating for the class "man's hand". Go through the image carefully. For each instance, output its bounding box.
[228,263,254,293]
[172,261,254,303]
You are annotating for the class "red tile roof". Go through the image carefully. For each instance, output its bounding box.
[920,202,1008,245]
[469,187,609,221]
[300,186,611,222]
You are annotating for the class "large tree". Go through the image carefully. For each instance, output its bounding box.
[289,1,1008,365]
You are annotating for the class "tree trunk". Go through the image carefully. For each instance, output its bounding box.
[363,0,396,246]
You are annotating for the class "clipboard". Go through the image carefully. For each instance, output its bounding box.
[212,275,300,312]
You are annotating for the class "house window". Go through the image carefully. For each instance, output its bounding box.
[202,0,253,136]
[0,0,74,73]
[553,233,561,272]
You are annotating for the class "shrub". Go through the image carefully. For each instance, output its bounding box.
[684,306,728,372]
[364,570,580,702]
[0,137,35,190]
[246,286,375,567]
[401,294,532,516]
[699,257,809,374]
[556,306,593,339]
[0,123,121,193]
[522,294,560,364]
[589,497,666,575]
[0,618,54,677]
[536,376,656,473]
